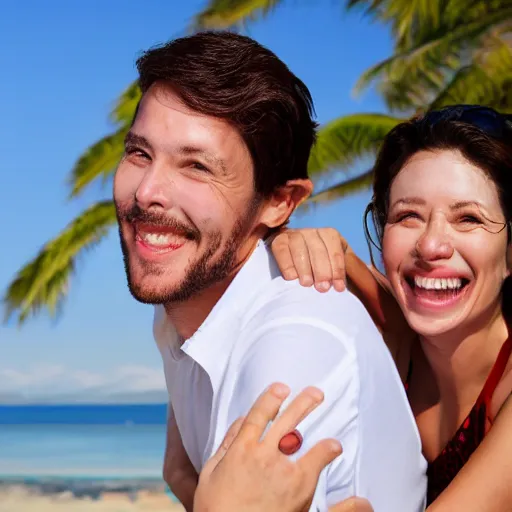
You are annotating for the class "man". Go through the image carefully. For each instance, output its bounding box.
[114,31,427,511]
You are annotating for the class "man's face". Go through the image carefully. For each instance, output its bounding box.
[114,84,263,305]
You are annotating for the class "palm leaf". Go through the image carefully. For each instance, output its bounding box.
[308,113,403,176]
[309,169,375,204]
[68,81,140,199]
[3,201,117,326]
[347,0,508,50]
[109,80,141,125]
[430,34,512,110]
[67,125,128,198]
[193,0,285,29]
[347,0,445,50]
[354,7,512,109]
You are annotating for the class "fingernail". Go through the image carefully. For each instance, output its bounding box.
[316,281,330,292]
[300,276,314,287]
[283,270,299,281]
[271,383,290,398]
[306,386,324,402]
[333,280,345,292]
[329,439,343,454]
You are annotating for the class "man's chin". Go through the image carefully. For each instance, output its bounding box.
[128,288,164,305]
[126,274,183,305]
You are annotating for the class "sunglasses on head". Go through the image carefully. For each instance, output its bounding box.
[418,105,512,140]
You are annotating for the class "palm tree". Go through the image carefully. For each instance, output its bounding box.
[4,0,511,325]
[194,1,511,111]
[3,82,141,326]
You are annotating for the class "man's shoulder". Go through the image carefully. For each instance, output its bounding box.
[242,277,378,341]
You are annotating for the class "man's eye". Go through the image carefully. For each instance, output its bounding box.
[191,162,209,172]
[125,147,150,159]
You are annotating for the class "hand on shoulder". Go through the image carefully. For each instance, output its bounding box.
[194,383,373,512]
[270,228,348,292]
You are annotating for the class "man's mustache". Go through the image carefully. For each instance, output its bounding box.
[118,203,200,241]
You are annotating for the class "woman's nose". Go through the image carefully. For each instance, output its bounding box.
[414,218,454,262]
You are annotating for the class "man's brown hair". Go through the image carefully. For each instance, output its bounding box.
[135,31,318,197]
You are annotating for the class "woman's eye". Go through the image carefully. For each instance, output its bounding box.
[396,212,420,222]
[459,215,482,225]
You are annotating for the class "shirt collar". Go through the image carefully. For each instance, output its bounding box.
[154,239,280,385]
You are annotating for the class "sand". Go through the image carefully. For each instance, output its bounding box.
[0,485,185,512]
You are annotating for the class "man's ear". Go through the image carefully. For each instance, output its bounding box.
[259,179,313,229]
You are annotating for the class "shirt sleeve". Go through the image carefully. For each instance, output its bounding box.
[227,320,362,511]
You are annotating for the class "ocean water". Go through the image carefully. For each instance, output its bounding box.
[0,405,167,480]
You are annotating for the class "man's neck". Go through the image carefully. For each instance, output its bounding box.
[164,239,261,341]
[164,279,234,340]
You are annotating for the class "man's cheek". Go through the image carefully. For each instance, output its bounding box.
[187,197,227,230]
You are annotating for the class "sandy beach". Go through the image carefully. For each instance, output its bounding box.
[0,485,185,512]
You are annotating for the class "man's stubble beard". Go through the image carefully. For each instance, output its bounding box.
[119,198,261,306]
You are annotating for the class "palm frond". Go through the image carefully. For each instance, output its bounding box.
[308,169,375,204]
[67,126,128,198]
[193,0,285,29]
[308,113,403,176]
[109,81,141,125]
[354,6,512,109]
[3,201,117,326]
[347,0,508,50]
[347,0,447,50]
[430,34,512,110]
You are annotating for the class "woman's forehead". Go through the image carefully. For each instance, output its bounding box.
[389,150,502,213]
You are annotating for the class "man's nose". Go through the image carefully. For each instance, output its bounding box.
[135,165,174,211]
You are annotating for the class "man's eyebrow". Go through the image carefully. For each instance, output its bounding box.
[124,132,152,150]
[390,197,426,209]
[178,145,228,174]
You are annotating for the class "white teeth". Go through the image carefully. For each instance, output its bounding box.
[414,276,463,290]
[140,232,180,246]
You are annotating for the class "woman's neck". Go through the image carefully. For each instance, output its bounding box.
[419,304,508,409]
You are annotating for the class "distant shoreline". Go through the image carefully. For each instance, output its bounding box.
[0,476,173,501]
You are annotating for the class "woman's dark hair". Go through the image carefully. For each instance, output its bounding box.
[135,31,317,198]
[365,111,512,247]
[364,106,512,315]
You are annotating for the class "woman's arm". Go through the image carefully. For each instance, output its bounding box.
[427,393,512,511]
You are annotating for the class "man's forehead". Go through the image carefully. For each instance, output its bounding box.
[137,84,211,122]
[131,85,253,174]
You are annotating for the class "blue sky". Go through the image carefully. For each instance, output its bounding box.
[1,0,392,402]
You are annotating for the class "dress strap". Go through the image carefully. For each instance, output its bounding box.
[478,321,512,420]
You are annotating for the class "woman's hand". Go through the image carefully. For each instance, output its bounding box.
[194,383,373,512]
[271,228,348,293]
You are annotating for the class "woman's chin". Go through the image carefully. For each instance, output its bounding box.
[402,310,466,340]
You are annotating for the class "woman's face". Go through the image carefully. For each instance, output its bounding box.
[382,149,510,339]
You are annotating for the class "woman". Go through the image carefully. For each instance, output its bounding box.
[192,105,512,511]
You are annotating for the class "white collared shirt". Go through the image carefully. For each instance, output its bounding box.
[154,240,427,511]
